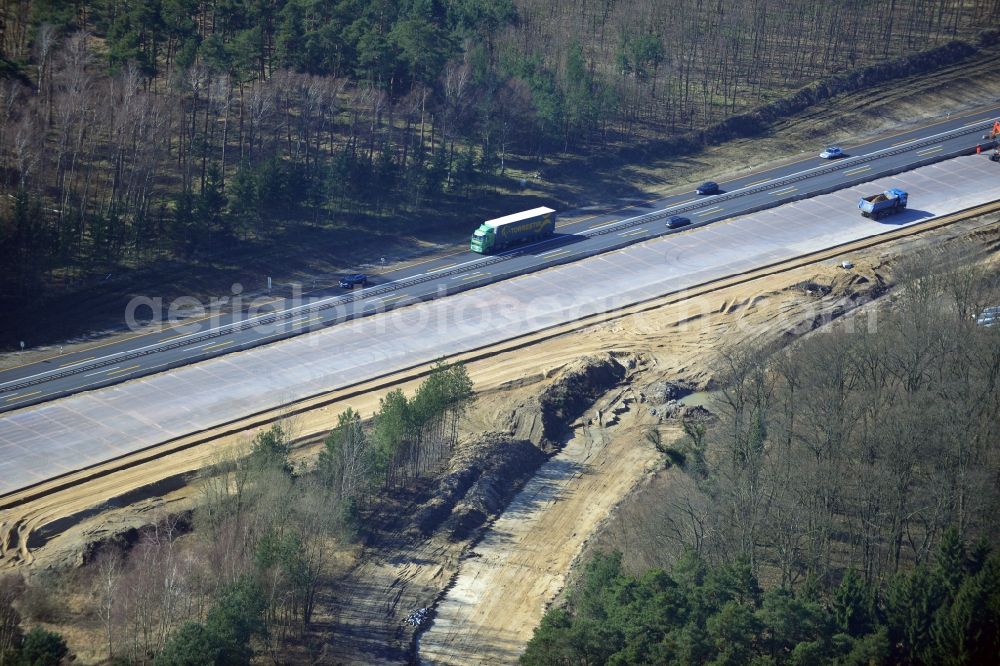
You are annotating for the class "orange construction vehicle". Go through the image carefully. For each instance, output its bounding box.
[981,120,1000,160]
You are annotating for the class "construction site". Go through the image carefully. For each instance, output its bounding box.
[2,38,1000,666]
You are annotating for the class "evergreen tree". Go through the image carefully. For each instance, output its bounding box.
[424,142,449,196]
[197,163,228,243]
[205,576,266,664]
[256,157,290,217]
[318,407,372,502]
[227,162,261,238]
[935,528,968,597]
[884,564,947,664]
[563,41,594,148]
[389,16,452,89]
[447,0,517,44]
[450,146,477,196]
[833,569,877,637]
[155,622,223,666]
[929,555,1000,665]
[249,423,293,476]
[172,188,197,256]
[18,627,68,666]
[520,608,575,666]
[373,389,411,487]
[706,601,762,665]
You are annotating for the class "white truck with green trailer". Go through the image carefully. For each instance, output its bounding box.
[470,207,556,254]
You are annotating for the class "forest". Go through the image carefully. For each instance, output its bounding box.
[1,0,998,326]
[521,542,1000,665]
[523,257,1000,663]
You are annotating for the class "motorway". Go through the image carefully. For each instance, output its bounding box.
[1,106,999,414]
[3,149,1000,493]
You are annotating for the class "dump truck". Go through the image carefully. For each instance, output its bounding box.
[859,188,907,220]
[470,206,556,254]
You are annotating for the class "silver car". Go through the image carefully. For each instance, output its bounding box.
[820,146,844,159]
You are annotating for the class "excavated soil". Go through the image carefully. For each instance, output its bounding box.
[301,353,632,664]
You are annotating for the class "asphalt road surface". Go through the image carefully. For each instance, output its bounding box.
[1,106,999,415]
[3,150,1000,494]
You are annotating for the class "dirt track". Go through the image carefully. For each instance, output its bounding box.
[418,391,670,664]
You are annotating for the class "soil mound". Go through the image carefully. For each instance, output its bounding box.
[641,379,695,404]
[411,434,546,538]
[410,354,627,540]
[443,438,547,541]
[508,354,627,449]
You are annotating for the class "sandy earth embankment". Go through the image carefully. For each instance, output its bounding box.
[418,396,671,664]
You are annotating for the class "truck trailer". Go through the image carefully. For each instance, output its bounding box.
[470,207,556,254]
[859,188,908,220]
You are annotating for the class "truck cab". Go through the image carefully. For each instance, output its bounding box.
[470,225,495,253]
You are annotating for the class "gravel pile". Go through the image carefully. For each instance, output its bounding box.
[404,607,430,627]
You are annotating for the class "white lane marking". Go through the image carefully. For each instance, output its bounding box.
[587,219,627,233]
[916,145,944,156]
[200,340,234,352]
[106,364,141,377]
[542,250,572,259]
[4,390,40,403]
[59,355,96,368]
[371,294,406,304]
[427,262,458,274]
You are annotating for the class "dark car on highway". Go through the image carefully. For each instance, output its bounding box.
[696,181,719,195]
[666,215,691,229]
[339,273,368,288]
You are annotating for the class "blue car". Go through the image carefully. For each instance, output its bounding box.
[339,274,368,288]
[666,215,691,229]
[696,181,719,195]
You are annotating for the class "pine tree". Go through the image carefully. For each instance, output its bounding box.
[196,163,227,245]
[833,569,877,637]
[935,528,968,598]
